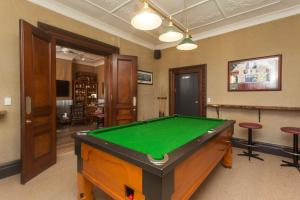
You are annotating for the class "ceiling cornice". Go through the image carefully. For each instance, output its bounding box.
[74,60,105,67]
[56,54,74,61]
[156,4,300,50]
[28,0,156,50]
[56,55,105,67]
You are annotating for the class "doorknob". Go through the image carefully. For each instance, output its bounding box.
[195,101,199,104]
[133,96,136,107]
[25,119,32,124]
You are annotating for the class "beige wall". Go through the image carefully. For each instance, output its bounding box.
[0,0,156,164]
[155,14,300,147]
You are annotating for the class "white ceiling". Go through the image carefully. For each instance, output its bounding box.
[56,46,105,66]
[30,0,300,50]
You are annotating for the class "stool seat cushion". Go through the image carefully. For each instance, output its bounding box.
[281,127,300,135]
[239,122,262,129]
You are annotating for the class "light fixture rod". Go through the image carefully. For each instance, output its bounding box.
[139,0,186,33]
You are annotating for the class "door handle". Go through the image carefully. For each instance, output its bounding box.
[25,96,32,115]
[133,96,136,107]
[25,119,32,124]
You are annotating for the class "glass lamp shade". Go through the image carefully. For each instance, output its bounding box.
[159,22,183,42]
[131,2,162,31]
[176,35,198,50]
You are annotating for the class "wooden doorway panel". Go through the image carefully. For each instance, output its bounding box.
[38,22,120,128]
[169,65,207,117]
[109,55,137,125]
[20,21,136,184]
[20,20,56,184]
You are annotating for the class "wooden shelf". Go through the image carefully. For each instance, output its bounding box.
[207,104,300,122]
[73,80,98,105]
[0,110,7,118]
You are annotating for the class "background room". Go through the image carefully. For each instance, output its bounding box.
[55,46,105,154]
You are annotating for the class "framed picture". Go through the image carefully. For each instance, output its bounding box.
[137,70,153,85]
[228,55,282,91]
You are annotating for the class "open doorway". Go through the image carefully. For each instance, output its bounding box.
[55,46,105,154]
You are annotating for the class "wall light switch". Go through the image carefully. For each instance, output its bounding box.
[207,97,211,103]
[4,96,12,106]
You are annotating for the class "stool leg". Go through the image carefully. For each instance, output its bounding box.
[293,134,299,165]
[281,134,300,172]
[238,127,264,161]
[248,128,252,160]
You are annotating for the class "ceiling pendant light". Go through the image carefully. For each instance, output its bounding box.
[131,1,162,31]
[159,18,183,42]
[176,0,197,51]
[177,32,198,51]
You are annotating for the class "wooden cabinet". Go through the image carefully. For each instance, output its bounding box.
[73,80,98,105]
[86,82,98,105]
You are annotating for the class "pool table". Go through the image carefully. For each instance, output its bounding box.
[74,115,235,200]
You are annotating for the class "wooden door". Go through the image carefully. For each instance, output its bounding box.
[169,65,207,117]
[20,20,56,184]
[175,73,200,116]
[107,55,137,125]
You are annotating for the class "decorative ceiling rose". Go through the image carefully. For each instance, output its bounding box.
[159,21,183,42]
[131,2,162,31]
[176,34,198,51]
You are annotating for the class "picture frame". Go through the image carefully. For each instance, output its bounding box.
[228,55,282,91]
[137,70,153,85]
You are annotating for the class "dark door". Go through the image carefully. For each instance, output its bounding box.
[107,54,137,125]
[20,20,56,184]
[175,73,199,116]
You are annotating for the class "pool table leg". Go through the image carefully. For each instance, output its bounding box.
[222,145,232,168]
[77,173,94,200]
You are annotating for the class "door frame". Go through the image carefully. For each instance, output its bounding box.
[37,22,120,127]
[169,65,207,116]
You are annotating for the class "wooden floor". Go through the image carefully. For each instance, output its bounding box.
[0,148,299,200]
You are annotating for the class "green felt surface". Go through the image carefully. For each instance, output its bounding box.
[88,115,224,160]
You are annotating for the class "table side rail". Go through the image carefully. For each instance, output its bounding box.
[81,143,145,200]
[171,127,233,200]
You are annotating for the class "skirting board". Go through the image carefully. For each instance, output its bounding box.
[0,160,21,180]
[232,137,294,159]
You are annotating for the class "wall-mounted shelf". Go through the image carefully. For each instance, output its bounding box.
[157,97,167,100]
[207,104,300,122]
[0,110,7,118]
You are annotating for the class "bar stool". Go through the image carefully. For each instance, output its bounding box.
[280,127,300,172]
[238,122,264,161]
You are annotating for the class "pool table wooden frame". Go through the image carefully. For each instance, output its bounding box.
[74,119,235,200]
